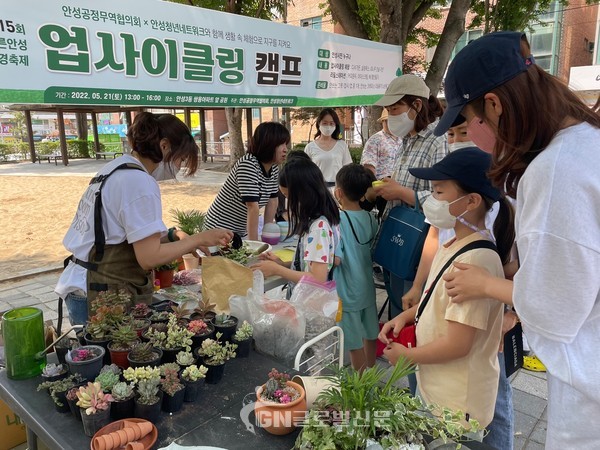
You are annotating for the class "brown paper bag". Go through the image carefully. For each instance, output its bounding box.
[201,256,254,314]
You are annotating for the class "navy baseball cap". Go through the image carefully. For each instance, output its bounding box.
[409,147,501,201]
[434,31,535,136]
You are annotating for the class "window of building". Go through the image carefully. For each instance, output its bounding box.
[451,29,483,59]
[300,16,322,30]
[252,108,261,120]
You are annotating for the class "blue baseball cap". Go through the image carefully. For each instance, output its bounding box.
[409,147,501,201]
[434,31,535,136]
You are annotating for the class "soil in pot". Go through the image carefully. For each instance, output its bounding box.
[110,397,135,421]
[161,388,185,413]
[211,316,238,343]
[81,406,112,437]
[127,347,163,369]
[233,338,251,358]
[182,378,204,402]
[204,362,226,384]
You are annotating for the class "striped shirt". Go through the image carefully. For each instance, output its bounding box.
[203,154,279,236]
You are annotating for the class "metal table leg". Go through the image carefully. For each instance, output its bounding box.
[26,425,38,450]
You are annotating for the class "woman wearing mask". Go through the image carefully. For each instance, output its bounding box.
[370,74,448,319]
[435,31,600,449]
[55,112,233,325]
[304,108,352,186]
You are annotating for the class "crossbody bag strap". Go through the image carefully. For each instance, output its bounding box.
[342,210,375,245]
[414,240,498,324]
[92,163,146,262]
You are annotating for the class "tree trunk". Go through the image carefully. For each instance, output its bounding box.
[76,112,88,141]
[225,108,244,167]
[424,0,471,97]
[329,0,369,39]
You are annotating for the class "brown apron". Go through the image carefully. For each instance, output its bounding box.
[69,163,154,318]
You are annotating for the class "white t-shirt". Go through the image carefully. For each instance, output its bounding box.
[55,155,167,298]
[304,139,352,183]
[513,122,600,449]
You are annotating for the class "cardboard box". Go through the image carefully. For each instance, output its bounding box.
[0,398,27,450]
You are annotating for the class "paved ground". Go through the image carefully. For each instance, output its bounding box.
[1,158,548,449]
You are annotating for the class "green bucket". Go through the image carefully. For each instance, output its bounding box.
[2,307,46,379]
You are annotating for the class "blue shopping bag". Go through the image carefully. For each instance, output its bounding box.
[372,193,430,281]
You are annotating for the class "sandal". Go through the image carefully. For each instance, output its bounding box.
[523,355,546,372]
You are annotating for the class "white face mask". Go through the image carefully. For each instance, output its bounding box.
[448,141,475,152]
[423,195,467,229]
[151,161,178,181]
[320,125,336,137]
[386,112,414,138]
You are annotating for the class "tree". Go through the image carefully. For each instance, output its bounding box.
[76,112,88,142]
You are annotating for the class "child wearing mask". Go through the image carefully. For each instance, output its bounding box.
[379,148,515,437]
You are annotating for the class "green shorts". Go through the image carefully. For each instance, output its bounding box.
[337,304,379,351]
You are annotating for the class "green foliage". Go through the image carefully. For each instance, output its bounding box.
[170,209,206,235]
[66,139,92,158]
[35,142,60,155]
[145,314,194,351]
[110,324,138,350]
[128,342,158,363]
[233,320,253,341]
[95,371,120,392]
[37,373,83,407]
[181,364,208,382]
[111,381,135,401]
[197,332,237,365]
[161,367,184,397]
[176,351,196,366]
[349,147,363,165]
[155,261,179,271]
[295,359,479,449]
[137,378,161,405]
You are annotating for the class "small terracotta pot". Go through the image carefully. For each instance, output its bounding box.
[255,380,307,435]
[126,442,145,450]
[116,429,129,447]
[124,426,136,441]
[92,435,106,450]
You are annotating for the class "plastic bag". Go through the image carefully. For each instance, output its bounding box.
[229,271,305,365]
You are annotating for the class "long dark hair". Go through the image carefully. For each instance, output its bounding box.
[469,37,600,197]
[314,108,342,140]
[247,122,290,163]
[127,112,199,175]
[456,181,515,265]
[279,154,339,237]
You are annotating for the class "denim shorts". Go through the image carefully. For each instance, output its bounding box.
[64,292,88,325]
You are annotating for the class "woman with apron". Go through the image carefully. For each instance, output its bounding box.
[55,112,232,325]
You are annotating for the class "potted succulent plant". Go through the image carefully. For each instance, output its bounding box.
[127,342,163,368]
[108,324,139,368]
[232,320,253,358]
[181,364,208,403]
[160,367,185,413]
[134,378,162,423]
[255,368,306,436]
[110,381,135,420]
[169,301,194,325]
[41,363,68,382]
[195,332,237,384]
[211,313,238,343]
[76,381,114,437]
[149,310,170,324]
[190,298,217,323]
[187,319,215,350]
[65,345,105,381]
[37,373,84,414]
[132,317,152,338]
[66,386,83,421]
[175,350,196,370]
[131,303,151,319]
[145,314,194,363]
[295,359,479,449]
[95,370,120,392]
[153,261,179,288]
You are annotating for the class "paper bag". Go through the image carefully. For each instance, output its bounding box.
[201,256,253,314]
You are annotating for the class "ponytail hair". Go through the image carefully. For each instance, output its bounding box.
[399,94,444,133]
[492,197,516,266]
[127,112,199,175]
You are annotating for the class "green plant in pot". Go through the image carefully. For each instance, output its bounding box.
[76,381,114,437]
[232,320,253,358]
[187,319,215,350]
[66,386,83,421]
[181,364,208,403]
[95,370,120,392]
[134,378,162,422]
[196,332,237,384]
[37,373,84,413]
[131,303,151,319]
[41,363,68,382]
[110,381,135,420]
[176,350,196,369]
[132,317,152,337]
[212,313,239,343]
[171,208,206,235]
[127,342,163,368]
[154,261,179,288]
[294,358,480,449]
[108,324,139,369]
[190,298,217,322]
[145,314,194,363]
[160,367,185,413]
[86,289,130,364]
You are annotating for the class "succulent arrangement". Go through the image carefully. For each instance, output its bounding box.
[159,363,180,376]
[95,371,120,392]
[111,382,135,401]
[37,373,84,407]
[128,342,160,363]
[149,310,170,322]
[176,351,195,366]
[197,332,237,366]
[76,382,114,415]
[68,347,102,362]
[233,321,253,341]
[131,303,151,318]
[214,313,236,326]
[192,298,216,320]
[187,320,210,335]
[261,368,298,404]
[109,324,138,351]
[137,378,161,405]
[87,289,131,340]
[169,301,194,320]
[161,367,184,397]
[123,366,161,384]
[181,364,208,382]
[145,314,193,351]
